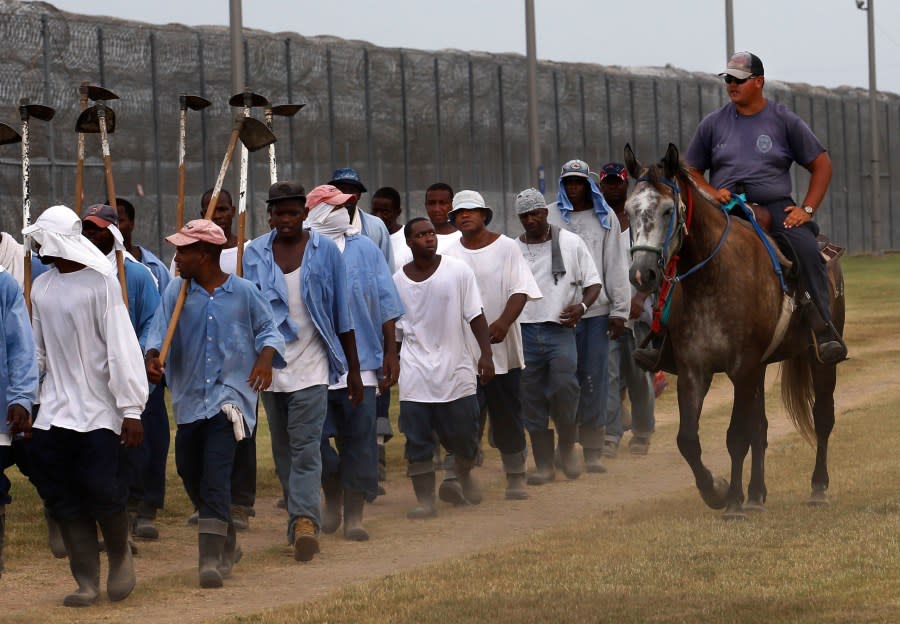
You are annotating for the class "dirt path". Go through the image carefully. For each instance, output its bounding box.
[1,348,891,624]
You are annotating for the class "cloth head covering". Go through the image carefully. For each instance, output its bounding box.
[23,205,114,275]
[556,160,613,229]
[515,188,547,215]
[304,185,360,252]
[0,232,24,287]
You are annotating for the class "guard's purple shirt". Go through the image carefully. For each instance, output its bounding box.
[685,101,825,205]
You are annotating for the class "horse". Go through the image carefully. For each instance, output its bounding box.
[623,143,844,519]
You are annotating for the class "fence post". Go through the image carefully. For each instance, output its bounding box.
[41,14,56,203]
[150,32,164,254]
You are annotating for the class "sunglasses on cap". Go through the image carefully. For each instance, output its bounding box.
[723,75,756,85]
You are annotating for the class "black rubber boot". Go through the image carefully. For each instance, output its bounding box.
[453,456,482,505]
[198,533,226,588]
[0,506,5,579]
[59,517,101,607]
[320,476,343,534]
[342,489,370,541]
[527,430,556,485]
[97,511,136,602]
[556,423,584,480]
[407,471,437,519]
[218,522,241,578]
[44,506,67,559]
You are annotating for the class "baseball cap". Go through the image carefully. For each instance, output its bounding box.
[165,219,227,247]
[719,51,765,80]
[305,184,356,209]
[328,167,367,193]
[560,159,591,180]
[515,188,547,215]
[81,204,118,228]
[598,163,628,183]
[448,190,493,225]
[266,181,306,205]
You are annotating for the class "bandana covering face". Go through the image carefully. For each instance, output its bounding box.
[304,201,358,252]
[0,232,24,287]
[23,205,114,276]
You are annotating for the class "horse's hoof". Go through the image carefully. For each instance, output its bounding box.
[743,500,767,512]
[699,477,729,510]
[807,488,829,507]
[722,507,748,521]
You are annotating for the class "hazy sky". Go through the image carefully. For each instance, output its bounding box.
[44,0,900,95]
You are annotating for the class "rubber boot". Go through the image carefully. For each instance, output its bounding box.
[439,452,467,506]
[407,467,437,519]
[198,532,226,588]
[580,426,608,474]
[132,502,159,540]
[556,423,584,480]
[59,517,100,607]
[454,456,482,505]
[342,489,370,541]
[527,430,556,485]
[44,506,67,558]
[97,511,136,602]
[0,506,5,579]
[377,444,387,482]
[501,452,528,500]
[218,522,242,578]
[320,476,342,534]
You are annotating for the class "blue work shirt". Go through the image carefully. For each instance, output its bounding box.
[0,270,38,436]
[359,209,395,270]
[339,234,404,372]
[137,245,171,295]
[243,229,353,385]
[122,257,161,351]
[145,274,286,431]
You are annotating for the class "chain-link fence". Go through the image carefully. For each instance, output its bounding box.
[0,0,897,258]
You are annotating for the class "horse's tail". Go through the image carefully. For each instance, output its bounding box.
[780,355,816,446]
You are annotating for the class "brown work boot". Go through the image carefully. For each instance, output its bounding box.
[230,505,251,531]
[292,517,320,562]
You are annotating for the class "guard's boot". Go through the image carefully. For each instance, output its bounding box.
[454,456,482,505]
[97,511,136,602]
[633,346,662,372]
[556,423,584,480]
[218,522,241,578]
[407,465,437,519]
[501,452,528,500]
[197,519,228,588]
[802,291,848,365]
[527,430,556,485]
[44,506,67,558]
[59,517,100,607]
[320,476,343,534]
[0,506,5,579]
[342,489,370,541]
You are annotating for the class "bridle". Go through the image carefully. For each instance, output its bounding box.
[629,171,691,278]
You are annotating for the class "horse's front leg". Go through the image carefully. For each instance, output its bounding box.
[675,369,727,509]
[809,359,836,506]
[723,368,766,520]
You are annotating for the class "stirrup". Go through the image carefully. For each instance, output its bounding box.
[813,333,848,365]
[633,347,661,372]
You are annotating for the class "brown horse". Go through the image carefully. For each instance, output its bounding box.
[623,143,844,519]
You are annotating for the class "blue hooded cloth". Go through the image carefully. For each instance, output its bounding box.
[556,175,613,229]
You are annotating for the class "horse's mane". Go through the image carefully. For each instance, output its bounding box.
[640,157,719,207]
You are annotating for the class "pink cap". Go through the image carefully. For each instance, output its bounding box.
[165,219,227,247]
[305,184,355,209]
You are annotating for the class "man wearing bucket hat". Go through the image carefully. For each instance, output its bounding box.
[304,184,403,544]
[328,167,394,269]
[514,188,601,484]
[546,160,630,474]
[444,190,542,502]
[243,181,363,562]
[144,219,285,588]
[25,205,148,606]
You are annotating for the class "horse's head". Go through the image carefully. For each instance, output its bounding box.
[623,143,688,294]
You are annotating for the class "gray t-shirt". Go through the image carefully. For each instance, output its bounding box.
[685,101,825,205]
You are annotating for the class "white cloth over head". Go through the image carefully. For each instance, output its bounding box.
[23,205,114,276]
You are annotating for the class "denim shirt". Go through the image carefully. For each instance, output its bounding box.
[145,274,286,430]
[0,271,38,436]
[243,229,353,385]
[359,209,395,270]
[340,234,404,372]
[123,257,161,351]
[137,245,172,295]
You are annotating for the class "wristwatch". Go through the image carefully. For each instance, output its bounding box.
[802,205,815,215]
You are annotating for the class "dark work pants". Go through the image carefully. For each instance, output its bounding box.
[126,382,170,516]
[0,439,32,506]
[764,198,832,325]
[29,427,128,521]
[321,387,379,502]
[399,396,481,466]
[175,412,237,524]
[230,406,257,510]
[476,369,526,455]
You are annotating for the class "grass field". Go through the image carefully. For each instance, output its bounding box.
[2,254,899,624]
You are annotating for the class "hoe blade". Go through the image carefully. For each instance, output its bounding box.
[0,123,22,145]
[271,103,304,117]
[239,117,276,152]
[75,104,116,134]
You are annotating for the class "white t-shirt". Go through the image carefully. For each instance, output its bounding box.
[393,229,462,272]
[269,267,329,392]
[389,229,407,273]
[393,255,484,403]
[517,228,601,324]
[31,267,149,434]
[444,235,542,375]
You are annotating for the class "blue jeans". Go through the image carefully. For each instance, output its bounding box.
[399,395,481,467]
[606,324,655,442]
[521,323,580,432]
[321,387,379,502]
[175,412,237,525]
[261,385,328,540]
[574,314,611,448]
